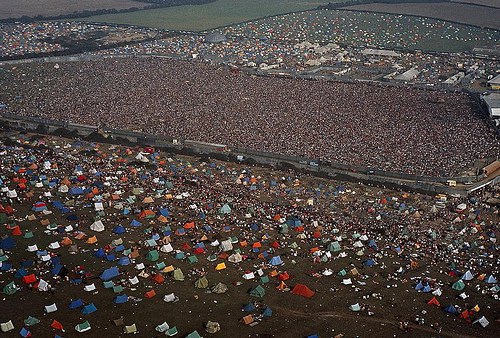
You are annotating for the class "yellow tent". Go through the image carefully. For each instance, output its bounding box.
[162,265,175,273]
[165,194,173,200]
[215,262,226,271]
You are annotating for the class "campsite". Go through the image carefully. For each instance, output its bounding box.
[0,130,498,337]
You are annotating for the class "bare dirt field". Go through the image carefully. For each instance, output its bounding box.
[341,2,500,30]
[0,0,148,20]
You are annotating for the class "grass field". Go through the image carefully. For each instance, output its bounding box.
[342,2,500,30]
[0,0,147,20]
[81,0,337,31]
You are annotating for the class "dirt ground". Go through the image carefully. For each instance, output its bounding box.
[0,132,498,338]
[0,0,148,20]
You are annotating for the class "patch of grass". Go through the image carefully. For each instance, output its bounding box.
[79,0,339,31]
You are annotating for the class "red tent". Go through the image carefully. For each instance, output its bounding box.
[51,320,64,330]
[193,247,205,255]
[270,241,280,249]
[144,290,156,298]
[152,274,165,284]
[291,284,315,298]
[278,272,290,281]
[427,297,440,307]
[11,226,22,236]
[459,310,472,323]
[22,274,37,284]
[181,242,191,251]
[183,222,195,229]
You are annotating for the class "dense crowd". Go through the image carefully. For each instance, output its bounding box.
[0,131,498,336]
[2,58,498,177]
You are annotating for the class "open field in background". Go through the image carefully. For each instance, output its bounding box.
[0,0,148,20]
[217,10,499,52]
[451,0,500,7]
[80,0,338,31]
[341,2,500,30]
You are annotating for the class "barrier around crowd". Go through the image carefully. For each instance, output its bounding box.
[1,112,492,197]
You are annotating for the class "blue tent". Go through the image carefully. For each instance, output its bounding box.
[105,254,115,261]
[69,187,84,195]
[444,305,458,314]
[415,282,424,291]
[243,303,256,312]
[262,307,273,317]
[82,303,97,315]
[118,257,130,266]
[51,264,64,276]
[198,212,206,220]
[69,299,84,309]
[269,256,283,266]
[20,260,33,268]
[159,208,170,217]
[0,236,15,250]
[123,208,130,215]
[15,268,28,278]
[19,327,31,338]
[94,248,106,259]
[1,262,12,271]
[114,294,128,304]
[66,214,78,221]
[422,285,431,293]
[363,259,376,267]
[250,223,259,231]
[115,245,125,252]
[100,267,120,281]
[113,226,126,234]
[130,219,142,227]
[32,202,47,212]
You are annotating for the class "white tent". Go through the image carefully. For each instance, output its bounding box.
[38,279,49,291]
[349,303,361,312]
[45,303,58,313]
[129,276,139,285]
[94,202,104,211]
[163,293,178,303]
[58,185,69,193]
[84,283,96,292]
[228,253,242,263]
[210,240,220,247]
[220,239,233,252]
[41,254,51,262]
[473,316,489,328]
[242,272,255,280]
[0,320,14,332]
[461,270,474,281]
[160,244,173,253]
[49,242,61,249]
[156,322,170,333]
[90,220,105,232]
[7,190,17,198]
[342,278,352,285]
[27,245,39,252]
[135,263,145,270]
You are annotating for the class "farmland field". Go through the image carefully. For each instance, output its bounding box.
[80,0,338,31]
[0,0,148,20]
[451,0,500,7]
[341,2,500,30]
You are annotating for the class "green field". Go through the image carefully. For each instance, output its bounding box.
[80,0,337,31]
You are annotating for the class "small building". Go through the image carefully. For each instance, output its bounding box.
[487,74,500,90]
[481,93,500,120]
[394,68,420,82]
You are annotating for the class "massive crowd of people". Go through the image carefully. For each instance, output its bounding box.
[2,58,498,177]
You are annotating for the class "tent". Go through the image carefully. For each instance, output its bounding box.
[444,305,459,314]
[173,268,184,281]
[215,262,226,271]
[186,330,202,338]
[327,241,341,252]
[249,285,266,298]
[45,303,58,313]
[147,250,159,262]
[3,281,17,295]
[452,280,465,291]
[163,293,178,303]
[90,220,105,232]
[0,320,14,332]
[113,226,126,234]
[114,295,129,304]
[19,327,31,337]
[269,256,283,266]
[205,321,220,334]
[219,204,231,214]
[349,303,361,312]
[243,302,256,312]
[69,299,84,309]
[156,322,170,333]
[100,267,120,281]
[212,282,228,294]
[473,316,489,328]
[82,303,97,315]
[23,317,39,327]
[263,307,273,317]
[486,275,497,284]
[124,324,137,334]
[51,320,64,330]
[75,321,91,333]
[145,290,156,298]
[427,297,440,306]
[195,276,209,289]
[22,274,36,284]
[461,270,474,281]
[291,284,315,298]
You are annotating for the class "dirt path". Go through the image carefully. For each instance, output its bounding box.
[274,305,477,338]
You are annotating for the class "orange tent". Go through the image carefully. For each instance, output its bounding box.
[145,290,156,298]
[74,233,86,240]
[269,270,278,277]
[130,249,140,258]
[158,215,169,223]
[184,222,195,229]
[291,284,315,298]
[86,236,98,244]
[60,237,73,246]
[276,281,288,291]
[273,214,281,221]
[241,315,254,325]
[427,297,440,307]
[239,240,248,247]
[139,210,155,219]
[218,252,229,260]
[252,242,262,248]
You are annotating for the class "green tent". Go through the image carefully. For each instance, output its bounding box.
[166,326,178,336]
[260,276,270,284]
[194,276,209,289]
[103,281,114,288]
[3,281,17,295]
[280,224,289,234]
[147,250,159,262]
[219,204,231,214]
[249,284,266,298]
[173,268,184,281]
[113,285,124,293]
[186,331,202,338]
[337,269,347,276]
[156,262,166,270]
[0,255,8,262]
[24,316,40,326]
[165,181,174,189]
[289,242,298,249]
[328,241,341,252]
[452,280,465,291]
[23,231,34,239]
[75,320,91,333]
[188,256,198,264]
